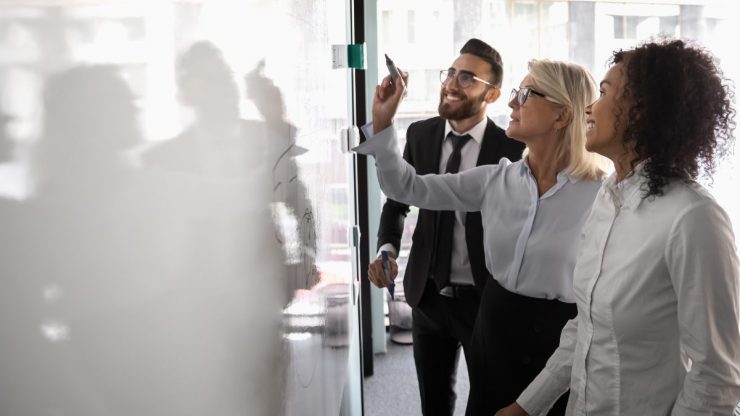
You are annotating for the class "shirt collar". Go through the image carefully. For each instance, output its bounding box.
[444,117,487,146]
[519,156,580,185]
[603,160,647,209]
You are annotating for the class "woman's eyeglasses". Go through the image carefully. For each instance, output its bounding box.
[440,69,496,89]
[509,87,560,106]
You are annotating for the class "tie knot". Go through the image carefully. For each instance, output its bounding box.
[448,133,472,152]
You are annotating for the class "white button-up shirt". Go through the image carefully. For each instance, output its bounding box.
[518,164,740,415]
[355,123,602,302]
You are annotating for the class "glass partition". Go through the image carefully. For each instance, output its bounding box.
[0,1,361,415]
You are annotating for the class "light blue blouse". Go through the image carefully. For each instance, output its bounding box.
[355,124,602,302]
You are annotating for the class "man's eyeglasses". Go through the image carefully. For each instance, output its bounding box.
[509,87,560,106]
[439,69,496,89]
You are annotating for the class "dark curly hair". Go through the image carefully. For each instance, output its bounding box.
[612,38,735,198]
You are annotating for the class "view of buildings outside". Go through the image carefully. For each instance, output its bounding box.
[375,0,740,287]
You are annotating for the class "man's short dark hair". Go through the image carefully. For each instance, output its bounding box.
[460,38,503,87]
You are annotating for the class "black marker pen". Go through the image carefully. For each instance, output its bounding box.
[384,53,407,96]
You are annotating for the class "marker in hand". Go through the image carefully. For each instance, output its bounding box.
[384,54,407,97]
[381,250,395,300]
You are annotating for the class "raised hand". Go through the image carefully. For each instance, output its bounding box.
[372,70,408,135]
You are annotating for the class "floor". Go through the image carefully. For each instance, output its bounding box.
[363,338,470,416]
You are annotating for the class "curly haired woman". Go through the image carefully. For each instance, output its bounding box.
[498,39,740,415]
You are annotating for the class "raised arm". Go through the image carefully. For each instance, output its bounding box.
[355,70,500,212]
[376,138,414,255]
[355,124,496,213]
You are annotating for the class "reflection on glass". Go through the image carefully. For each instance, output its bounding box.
[0,0,358,415]
[0,112,13,164]
[141,41,250,177]
[40,321,70,343]
[33,65,141,199]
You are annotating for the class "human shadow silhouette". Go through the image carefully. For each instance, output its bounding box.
[141,41,255,177]
[0,64,288,416]
[31,65,142,200]
[245,59,319,295]
[0,111,13,164]
[0,64,173,415]
[142,41,318,298]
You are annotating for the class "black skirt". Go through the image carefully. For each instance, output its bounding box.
[467,279,576,416]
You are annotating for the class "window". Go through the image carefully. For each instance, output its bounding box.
[612,15,647,39]
[408,10,416,43]
[374,0,740,262]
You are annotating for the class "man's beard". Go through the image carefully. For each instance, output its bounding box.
[438,90,486,121]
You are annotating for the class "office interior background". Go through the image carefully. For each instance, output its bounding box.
[0,0,736,415]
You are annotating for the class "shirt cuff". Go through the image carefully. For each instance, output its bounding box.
[352,121,398,163]
[376,243,398,259]
[516,368,569,416]
[360,122,374,139]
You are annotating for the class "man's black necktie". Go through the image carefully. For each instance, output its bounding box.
[433,133,472,290]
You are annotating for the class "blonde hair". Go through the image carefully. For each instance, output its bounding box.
[525,59,609,180]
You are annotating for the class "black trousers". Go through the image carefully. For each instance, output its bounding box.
[467,280,576,416]
[412,280,480,416]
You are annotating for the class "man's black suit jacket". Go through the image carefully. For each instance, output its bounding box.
[377,116,526,308]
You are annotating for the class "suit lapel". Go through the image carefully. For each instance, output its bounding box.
[425,118,447,174]
[426,118,506,169]
[476,118,504,166]
[426,119,446,249]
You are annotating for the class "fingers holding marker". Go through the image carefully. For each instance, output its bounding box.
[367,260,388,288]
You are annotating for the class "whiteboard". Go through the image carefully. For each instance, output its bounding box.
[0,1,361,415]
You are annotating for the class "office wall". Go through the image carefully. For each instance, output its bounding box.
[0,1,361,415]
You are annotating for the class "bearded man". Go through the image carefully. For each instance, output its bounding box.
[366,38,525,416]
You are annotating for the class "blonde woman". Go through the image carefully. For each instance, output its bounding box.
[497,39,740,416]
[355,59,608,415]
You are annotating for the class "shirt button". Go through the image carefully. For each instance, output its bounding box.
[521,355,532,365]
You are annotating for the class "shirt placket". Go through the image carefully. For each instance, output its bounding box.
[576,189,621,413]
[509,169,542,291]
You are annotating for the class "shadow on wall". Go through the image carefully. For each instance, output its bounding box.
[0,111,14,163]
[141,41,318,301]
[0,63,285,415]
[0,35,350,415]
